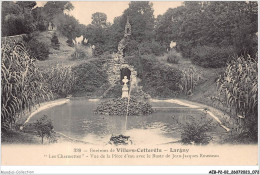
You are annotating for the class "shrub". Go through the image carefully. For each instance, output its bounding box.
[102,81,122,98]
[138,41,165,56]
[27,39,50,60]
[191,45,236,68]
[124,39,139,56]
[2,13,35,36]
[172,115,214,145]
[181,117,213,145]
[43,64,75,97]
[125,55,183,97]
[72,59,108,96]
[66,39,74,47]
[167,49,182,64]
[71,45,91,60]
[217,55,258,142]
[37,20,47,32]
[1,43,52,131]
[95,97,154,116]
[23,115,56,144]
[93,43,105,56]
[51,32,60,50]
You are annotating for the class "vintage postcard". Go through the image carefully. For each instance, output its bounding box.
[1,1,259,174]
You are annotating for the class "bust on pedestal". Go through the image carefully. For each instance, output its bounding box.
[122,76,129,98]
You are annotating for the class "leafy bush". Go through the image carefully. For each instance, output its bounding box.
[124,40,165,56]
[191,45,236,68]
[125,55,183,97]
[93,43,106,56]
[72,59,108,96]
[71,45,91,60]
[95,97,154,116]
[37,20,47,32]
[217,55,258,142]
[138,41,165,56]
[2,12,35,36]
[51,32,60,50]
[27,39,50,60]
[43,65,75,97]
[1,43,52,131]
[66,39,74,47]
[124,39,139,56]
[181,117,213,145]
[167,49,182,64]
[102,81,122,98]
[23,115,56,144]
[171,115,214,145]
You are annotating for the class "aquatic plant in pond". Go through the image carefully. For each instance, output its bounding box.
[95,97,154,116]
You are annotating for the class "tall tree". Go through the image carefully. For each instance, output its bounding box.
[55,14,81,42]
[16,1,36,13]
[1,1,36,36]
[155,1,258,58]
[121,1,155,42]
[43,1,74,21]
[91,12,107,27]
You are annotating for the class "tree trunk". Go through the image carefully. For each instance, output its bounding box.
[42,136,44,144]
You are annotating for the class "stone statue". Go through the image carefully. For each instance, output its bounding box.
[122,76,129,98]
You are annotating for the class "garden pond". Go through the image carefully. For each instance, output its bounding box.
[28,98,226,145]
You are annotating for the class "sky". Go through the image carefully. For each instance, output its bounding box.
[37,1,183,25]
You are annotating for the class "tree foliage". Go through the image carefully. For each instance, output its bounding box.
[121,1,155,42]
[82,2,156,56]
[1,1,75,36]
[42,1,74,21]
[155,1,258,66]
[33,115,55,144]
[55,14,81,42]
[91,12,107,27]
[1,1,36,36]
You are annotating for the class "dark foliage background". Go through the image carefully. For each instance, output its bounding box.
[125,55,183,97]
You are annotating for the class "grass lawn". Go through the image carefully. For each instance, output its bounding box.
[34,31,94,71]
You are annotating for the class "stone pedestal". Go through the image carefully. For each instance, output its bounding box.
[122,84,129,98]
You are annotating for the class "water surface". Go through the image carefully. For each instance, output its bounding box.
[30,98,224,145]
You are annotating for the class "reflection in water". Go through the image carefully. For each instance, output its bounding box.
[30,98,223,145]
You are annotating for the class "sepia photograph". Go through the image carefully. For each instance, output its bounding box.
[1,0,259,174]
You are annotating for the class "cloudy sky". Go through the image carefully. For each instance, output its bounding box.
[37,1,183,25]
